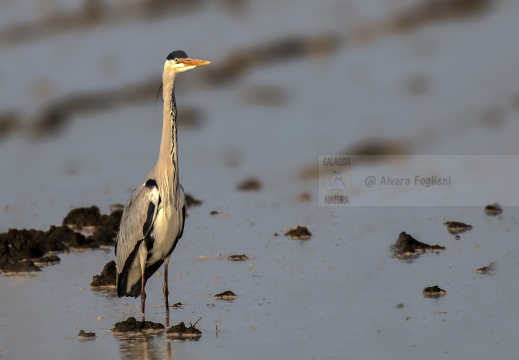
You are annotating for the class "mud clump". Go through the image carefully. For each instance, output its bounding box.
[91,260,116,287]
[285,226,312,240]
[0,226,81,273]
[485,203,503,216]
[227,254,248,261]
[185,193,202,208]
[63,206,106,229]
[423,285,446,297]
[63,206,122,248]
[476,261,496,274]
[167,323,201,339]
[111,317,165,333]
[392,232,445,257]
[214,290,237,300]
[167,319,202,339]
[236,177,262,191]
[0,204,122,273]
[171,302,183,309]
[85,228,116,247]
[2,259,41,274]
[210,210,219,215]
[444,221,472,234]
[33,255,60,266]
[77,330,96,339]
[62,206,122,234]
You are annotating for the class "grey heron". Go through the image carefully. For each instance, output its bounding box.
[115,50,210,319]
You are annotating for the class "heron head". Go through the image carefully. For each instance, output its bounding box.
[165,50,210,73]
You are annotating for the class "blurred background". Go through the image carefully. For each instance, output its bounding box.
[1,0,519,230]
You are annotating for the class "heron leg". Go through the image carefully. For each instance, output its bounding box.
[139,244,147,321]
[163,256,170,314]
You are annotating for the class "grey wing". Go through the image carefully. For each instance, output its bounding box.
[115,179,160,272]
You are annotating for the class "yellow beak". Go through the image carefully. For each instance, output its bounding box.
[177,58,211,67]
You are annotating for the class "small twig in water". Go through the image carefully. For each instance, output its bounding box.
[190,316,202,328]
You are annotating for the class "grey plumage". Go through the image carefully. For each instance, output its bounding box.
[115,177,185,298]
[114,51,210,318]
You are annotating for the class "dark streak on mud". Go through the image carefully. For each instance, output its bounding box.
[236,177,262,191]
[298,138,410,180]
[0,0,206,46]
[390,0,497,33]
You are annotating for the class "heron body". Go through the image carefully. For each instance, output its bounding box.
[115,51,210,318]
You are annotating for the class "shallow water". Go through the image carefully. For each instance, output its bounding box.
[2,0,519,358]
[1,205,518,359]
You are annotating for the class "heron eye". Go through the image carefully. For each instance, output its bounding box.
[173,58,179,63]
